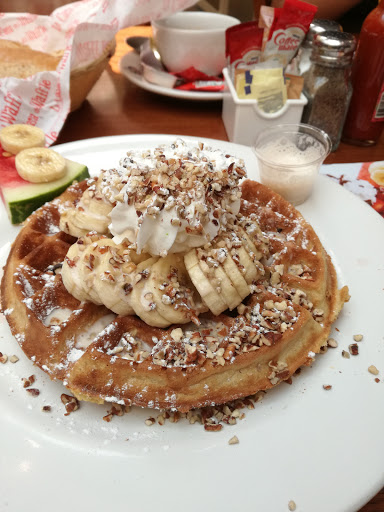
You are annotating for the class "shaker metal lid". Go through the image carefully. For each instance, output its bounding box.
[302,19,342,48]
[312,31,356,65]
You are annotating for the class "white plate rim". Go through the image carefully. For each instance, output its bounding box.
[0,134,383,512]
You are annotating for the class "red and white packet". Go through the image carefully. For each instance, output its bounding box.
[0,0,196,144]
[262,0,317,68]
[225,21,264,79]
[173,67,224,91]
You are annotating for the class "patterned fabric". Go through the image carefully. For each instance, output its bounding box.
[321,161,384,217]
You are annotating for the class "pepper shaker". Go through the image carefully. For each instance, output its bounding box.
[301,31,356,151]
[298,19,342,76]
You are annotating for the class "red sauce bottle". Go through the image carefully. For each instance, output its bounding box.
[342,0,384,146]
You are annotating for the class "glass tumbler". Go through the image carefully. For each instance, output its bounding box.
[252,123,331,206]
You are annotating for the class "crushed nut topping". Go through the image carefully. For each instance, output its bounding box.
[26,388,40,397]
[86,139,247,256]
[139,392,265,431]
[327,338,338,348]
[349,344,359,356]
[204,422,223,432]
[22,375,36,388]
[61,393,79,416]
[368,365,379,376]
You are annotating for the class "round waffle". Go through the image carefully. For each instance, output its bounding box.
[1,178,349,412]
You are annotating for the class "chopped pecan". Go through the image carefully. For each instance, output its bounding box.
[204,423,222,432]
[22,375,36,388]
[61,394,79,415]
[264,331,283,344]
[26,388,40,397]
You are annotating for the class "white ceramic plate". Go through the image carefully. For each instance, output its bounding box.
[1,135,383,512]
[119,52,224,101]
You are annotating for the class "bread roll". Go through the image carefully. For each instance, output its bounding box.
[0,40,61,78]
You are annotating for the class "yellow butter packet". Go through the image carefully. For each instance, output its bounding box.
[236,68,287,113]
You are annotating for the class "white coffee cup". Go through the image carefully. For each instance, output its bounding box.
[152,11,240,76]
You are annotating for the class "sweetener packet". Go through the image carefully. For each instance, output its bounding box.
[225,21,264,80]
[236,67,287,113]
[262,0,317,68]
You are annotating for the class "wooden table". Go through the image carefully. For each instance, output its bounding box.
[1,1,384,507]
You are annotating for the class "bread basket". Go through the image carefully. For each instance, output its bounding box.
[0,38,116,113]
[69,38,116,111]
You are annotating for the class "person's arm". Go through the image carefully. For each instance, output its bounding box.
[271,0,362,19]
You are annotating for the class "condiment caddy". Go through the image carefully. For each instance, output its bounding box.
[222,67,307,146]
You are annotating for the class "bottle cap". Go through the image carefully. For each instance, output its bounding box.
[302,20,342,49]
[312,31,356,66]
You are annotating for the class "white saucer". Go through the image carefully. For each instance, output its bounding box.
[119,52,224,101]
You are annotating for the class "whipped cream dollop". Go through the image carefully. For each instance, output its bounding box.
[97,139,246,255]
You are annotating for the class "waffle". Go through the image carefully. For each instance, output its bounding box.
[1,175,349,412]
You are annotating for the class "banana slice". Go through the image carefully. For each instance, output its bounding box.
[81,188,113,218]
[91,239,136,316]
[60,188,113,238]
[59,210,90,239]
[60,200,111,237]
[142,254,200,325]
[237,246,260,283]
[68,207,110,235]
[0,124,45,154]
[238,225,263,260]
[130,257,171,328]
[62,235,148,316]
[185,249,227,316]
[15,147,66,183]
[82,244,106,304]
[221,253,250,300]
[213,264,241,310]
[61,239,102,305]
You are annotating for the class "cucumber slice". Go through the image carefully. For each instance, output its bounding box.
[0,157,89,224]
